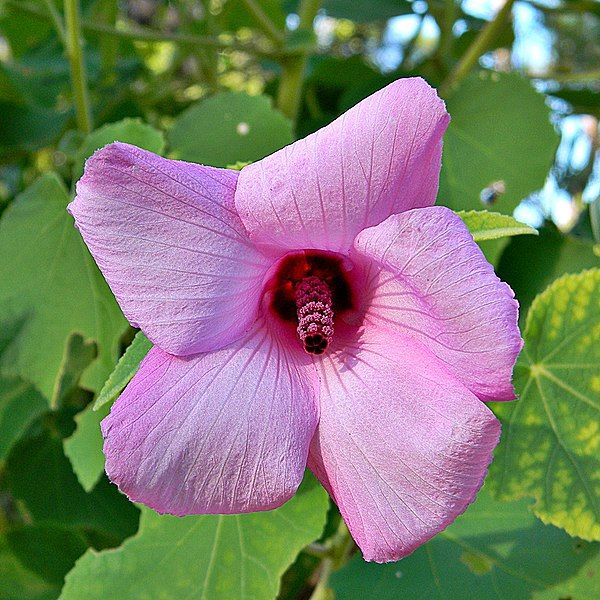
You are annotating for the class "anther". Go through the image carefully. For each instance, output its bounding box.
[295,276,334,355]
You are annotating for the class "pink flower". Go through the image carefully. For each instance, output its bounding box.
[68,78,522,563]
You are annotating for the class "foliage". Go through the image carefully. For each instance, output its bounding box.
[0,0,598,598]
[489,270,600,541]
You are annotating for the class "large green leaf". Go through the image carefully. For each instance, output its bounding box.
[72,118,166,182]
[440,72,558,214]
[0,173,128,402]
[489,270,600,541]
[497,224,600,319]
[168,92,293,167]
[457,210,537,242]
[330,488,599,599]
[61,474,329,600]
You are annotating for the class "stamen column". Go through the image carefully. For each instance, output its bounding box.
[295,276,334,355]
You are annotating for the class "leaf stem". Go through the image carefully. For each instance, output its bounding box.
[307,518,356,599]
[64,0,93,133]
[241,0,285,45]
[439,0,515,97]
[276,0,321,123]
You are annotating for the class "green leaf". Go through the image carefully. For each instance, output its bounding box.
[0,173,128,402]
[4,525,88,588]
[218,0,286,31]
[0,100,68,154]
[53,334,97,407]
[0,376,47,462]
[489,270,600,541]
[168,92,293,167]
[0,531,60,600]
[497,224,600,319]
[73,118,166,182]
[330,488,600,599]
[61,474,329,600]
[457,210,537,242]
[65,331,151,491]
[94,331,152,411]
[63,402,110,493]
[440,72,559,214]
[4,425,139,547]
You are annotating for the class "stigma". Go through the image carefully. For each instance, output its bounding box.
[295,276,334,355]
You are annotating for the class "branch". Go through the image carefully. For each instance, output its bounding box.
[6,1,286,58]
[440,0,516,97]
[240,0,285,45]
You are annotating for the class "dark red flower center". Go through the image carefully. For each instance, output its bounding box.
[268,251,353,354]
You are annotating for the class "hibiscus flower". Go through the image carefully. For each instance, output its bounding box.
[68,77,522,563]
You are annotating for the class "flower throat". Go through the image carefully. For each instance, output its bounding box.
[269,251,353,355]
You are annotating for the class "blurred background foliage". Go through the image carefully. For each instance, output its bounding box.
[0,0,599,599]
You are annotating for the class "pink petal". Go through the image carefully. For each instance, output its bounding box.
[308,326,500,563]
[102,319,319,515]
[69,142,272,356]
[235,78,449,255]
[353,206,522,401]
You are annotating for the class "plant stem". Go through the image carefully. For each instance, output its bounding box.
[276,0,321,124]
[64,0,93,133]
[439,0,516,97]
[241,0,285,45]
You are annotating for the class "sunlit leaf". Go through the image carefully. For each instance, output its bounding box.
[489,269,600,541]
[457,210,537,242]
[61,474,329,599]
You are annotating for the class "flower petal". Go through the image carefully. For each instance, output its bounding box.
[235,78,449,255]
[353,206,522,401]
[102,319,319,515]
[308,326,500,563]
[69,142,271,355]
